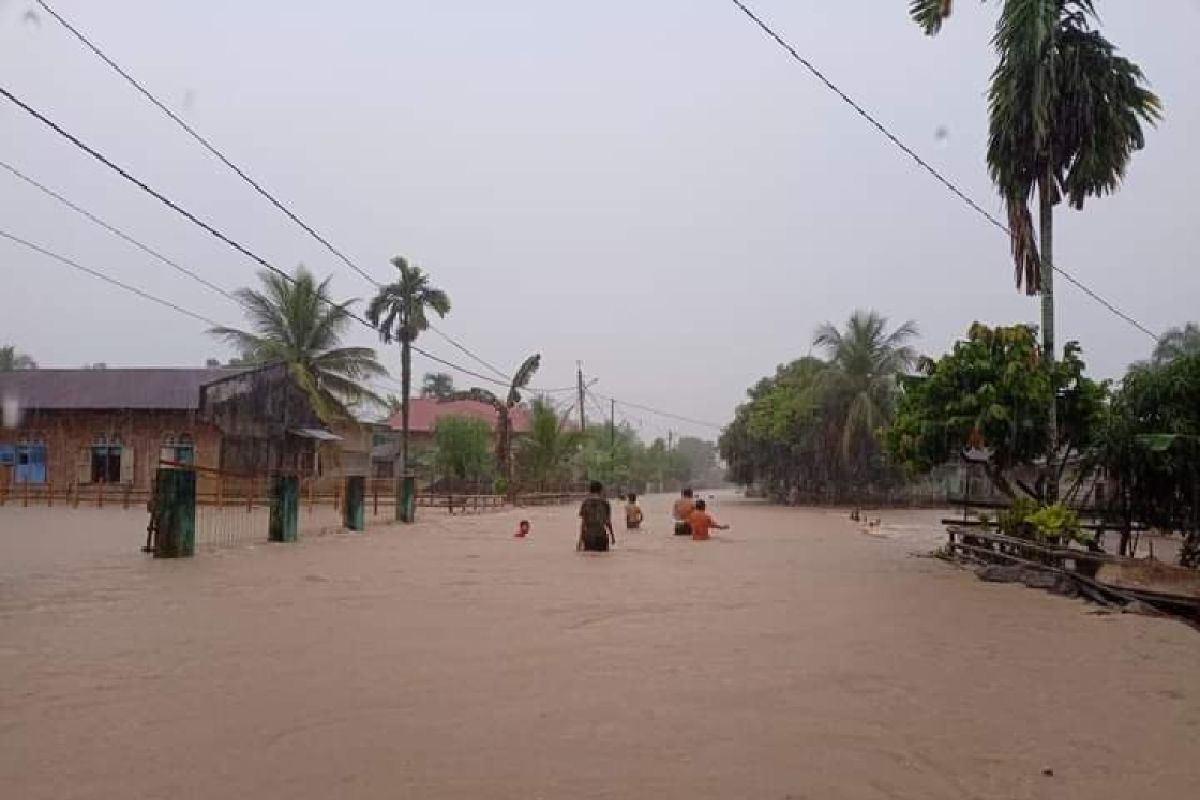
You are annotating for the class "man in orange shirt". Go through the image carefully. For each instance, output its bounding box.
[688,499,729,541]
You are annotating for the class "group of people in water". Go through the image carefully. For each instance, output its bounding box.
[572,482,729,552]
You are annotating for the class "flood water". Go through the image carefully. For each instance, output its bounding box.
[2,495,1198,799]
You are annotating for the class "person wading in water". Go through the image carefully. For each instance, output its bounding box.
[577,480,615,552]
[672,488,696,537]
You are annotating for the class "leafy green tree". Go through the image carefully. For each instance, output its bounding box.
[720,357,845,500]
[1152,323,1200,365]
[885,322,1104,498]
[366,257,452,487]
[1086,354,1200,562]
[421,372,455,399]
[209,266,386,421]
[910,0,1161,467]
[0,345,37,371]
[517,397,585,487]
[813,310,917,468]
[673,436,720,486]
[432,417,492,482]
[449,354,541,485]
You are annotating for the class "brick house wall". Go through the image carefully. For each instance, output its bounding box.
[0,408,222,492]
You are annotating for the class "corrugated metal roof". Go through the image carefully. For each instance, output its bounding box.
[0,369,245,411]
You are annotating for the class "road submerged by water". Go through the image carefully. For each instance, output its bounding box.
[2,494,1197,799]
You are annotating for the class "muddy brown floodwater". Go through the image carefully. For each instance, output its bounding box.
[2,495,1198,799]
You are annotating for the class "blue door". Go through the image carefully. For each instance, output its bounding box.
[14,443,46,484]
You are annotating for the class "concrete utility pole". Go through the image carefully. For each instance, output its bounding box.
[576,362,586,432]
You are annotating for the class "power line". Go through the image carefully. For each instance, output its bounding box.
[592,389,723,431]
[0,84,386,324]
[32,0,525,383]
[410,344,513,389]
[0,228,225,328]
[725,0,1159,342]
[0,158,237,302]
[426,324,509,381]
[31,0,382,290]
[0,84,567,395]
[33,0,672,401]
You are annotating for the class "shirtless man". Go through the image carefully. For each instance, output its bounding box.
[672,488,696,537]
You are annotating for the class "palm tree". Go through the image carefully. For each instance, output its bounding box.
[421,372,455,399]
[1153,323,1200,364]
[0,345,37,371]
[518,397,585,488]
[365,257,452,492]
[450,354,541,487]
[910,0,1161,480]
[813,310,917,465]
[209,266,386,420]
[383,394,404,416]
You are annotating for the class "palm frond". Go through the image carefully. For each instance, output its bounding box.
[507,354,542,406]
[910,0,955,35]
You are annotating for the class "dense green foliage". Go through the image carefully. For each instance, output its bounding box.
[209,266,386,421]
[450,354,541,485]
[432,417,492,482]
[1152,323,1200,365]
[517,398,585,487]
[1089,354,1200,563]
[720,312,916,501]
[0,345,37,371]
[884,323,1104,498]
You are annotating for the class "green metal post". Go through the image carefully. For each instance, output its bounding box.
[269,475,299,543]
[344,476,365,531]
[154,466,195,558]
[398,474,416,523]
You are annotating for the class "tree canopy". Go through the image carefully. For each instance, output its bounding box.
[0,346,37,371]
[432,416,492,482]
[884,322,1105,498]
[208,266,386,421]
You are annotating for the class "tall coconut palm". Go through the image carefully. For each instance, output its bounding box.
[365,257,452,493]
[813,311,918,466]
[209,266,386,421]
[421,372,455,399]
[910,0,1161,483]
[0,345,37,371]
[1153,323,1200,365]
[519,397,585,488]
[450,354,541,486]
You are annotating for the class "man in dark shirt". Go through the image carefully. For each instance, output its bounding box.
[577,480,615,552]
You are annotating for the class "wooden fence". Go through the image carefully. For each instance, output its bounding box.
[0,478,585,515]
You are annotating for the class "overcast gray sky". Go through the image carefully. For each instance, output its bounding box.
[2,1,1197,440]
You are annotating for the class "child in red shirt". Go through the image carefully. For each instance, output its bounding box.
[688,499,728,541]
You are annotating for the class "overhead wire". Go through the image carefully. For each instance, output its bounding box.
[33,0,520,382]
[0,84,539,394]
[725,0,1159,342]
[0,157,237,302]
[0,228,225,328]
[31,0,381,289]
[19,7,735,429]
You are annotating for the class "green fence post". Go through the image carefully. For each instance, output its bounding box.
[344,476,365,531]
[269,475,299,543]
[154,466,195,558]
[397,474,416,523]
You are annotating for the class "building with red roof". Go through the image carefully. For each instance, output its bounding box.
[371,398,534,478]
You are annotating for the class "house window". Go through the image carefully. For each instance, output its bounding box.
[160,433,195,465]
[91,434,123,484]
[14,435,47,484]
